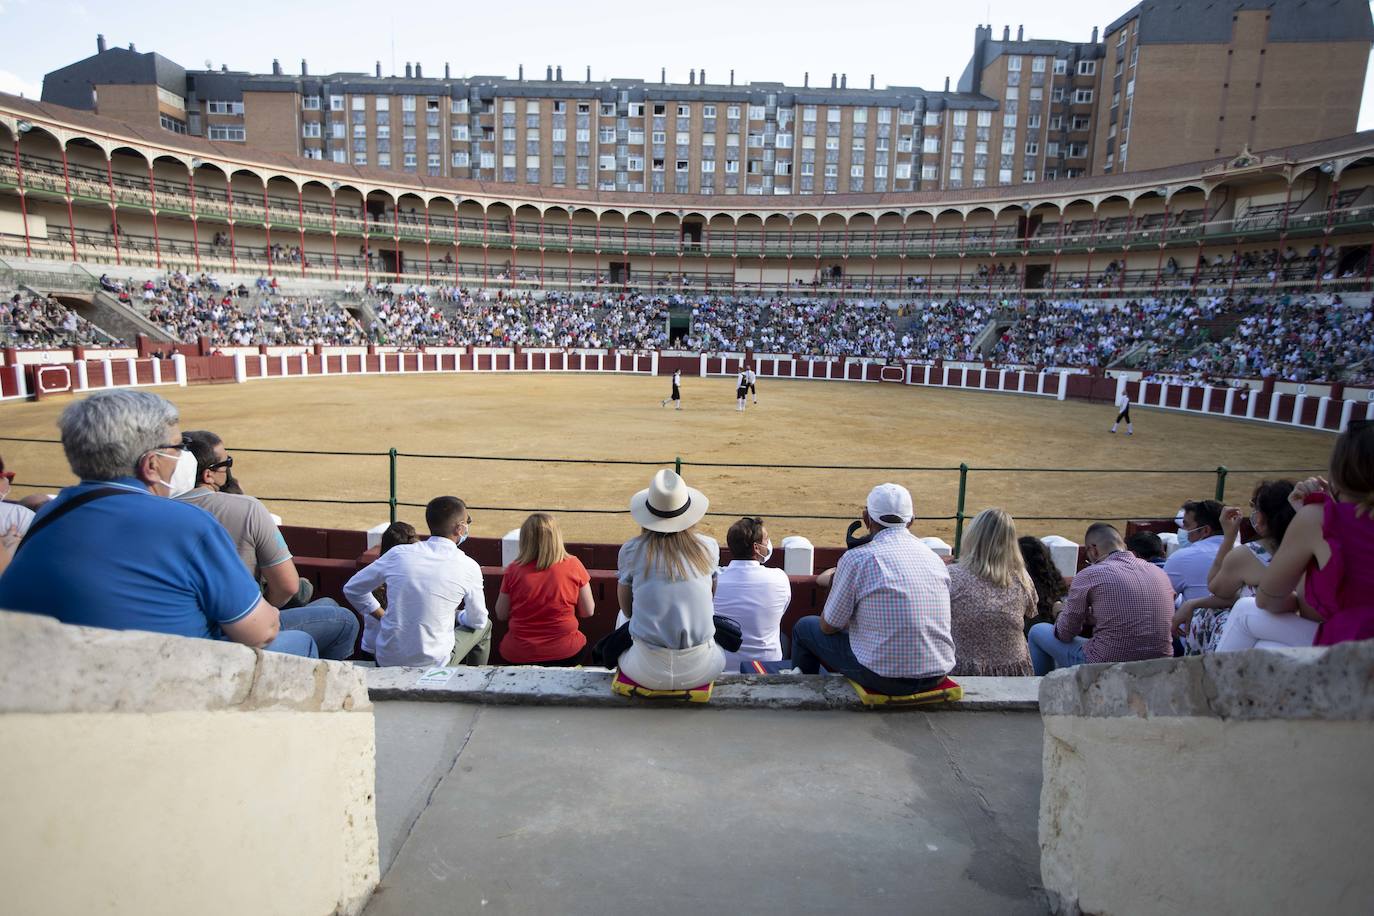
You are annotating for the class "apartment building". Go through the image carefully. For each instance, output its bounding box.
[38,0,1372,193]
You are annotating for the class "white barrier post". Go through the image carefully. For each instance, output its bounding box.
[1057,370,1069,401]
[780,536,814,576]
[1338,400,1355,431]
[340,353,351,375]
[1246,389,1258,419]
[1224,388,1236,415]
[1158,381,1169,408]
[1160,531,1182,557]
[1291,394,1306,426]
[299,353,309,376]
[278,354,289,377]
[1268,392,1282,423]
[379,353,388,374]
[320,352,330,376]
[75,361,89,391]
[172,353,186,387]
[16,363,29,398]
[1040,535,1081,580]
[125,358,138,387]
[699,353,708,377]
[150,359,162,386]
[1316,397,1330,429]
[501,529,522,567]
[651,351,660,376]
[920,537,952,558]
[233,353,247,383]
[101,358,113,389]
[365,522,392,551]
[258,354,267,378]
[1201,386,1212,413]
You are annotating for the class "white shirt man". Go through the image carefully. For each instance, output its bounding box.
[713,518,792,671]
[343,497,489,667]
[744,367,758,404]
[1163,501,1224,606]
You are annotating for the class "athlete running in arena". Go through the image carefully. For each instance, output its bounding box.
[735,369,749,412]
[745,366,758,404]
[661,369,682,410]
[1110,390,1133,435]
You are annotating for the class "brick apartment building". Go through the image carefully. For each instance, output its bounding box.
[37,0,1372,195]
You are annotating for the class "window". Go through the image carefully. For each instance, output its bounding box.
[501,99,515,113]
[725,160,739,173]
[1001,137,1015,155]
[702,159,715,173]
[1032,56,1046,73]
[1050,115,1063,130]
[1027,114,1041,129]
[703,104,716,117]
[303,122,322,138]
[207,125,245,141]
[353,153,367,166]
[351,96,365,111]
[1053,59,1068,75]
[353,123,366,138]
[451,98,469,114]
[895,162,911,179]
[1074,89,1094,104]
[922,137,940,153]
[628,128,645,144]
[302,95,320,110]
[332,149,347,163]
[1072,115,1091,131]
[676,159,689,172]
[1025,140,1039,155]
[452,151,469,167]
[1077,60,1096,76]
[1007,56,1021,72]
[824,163,837,177]
[952,110,968,127]
[850,164,864,178]
[899,109,915,125]
[825,136,839,151]
[376,96,390,111]
[923,111,940,126]
[1022,168,1036,181]
[748,105,765,119]
[873,163,887,179]
[403,153,417,168]
[1044,169,1057,180]
[877,108,891,124]
[332,123,346,139]
[999,168,1012,184]
[600,103,614,116]
[599,155,615,171]
[827,107,841,122]
[1005,86,1019,100]
[853,109,867,123]
[376,125,391,139]
[330,95,345,111]
[1052,87,1064,102]
[652,131,666,144]
[851,137,865,152]
[205,100,244,115]
[377,152,391,168]
[727,105,740,118]
[775,133,792,148]
[1029,87,1043,102]
[803,106,817,121]
[525,100,539,114]
[973,168,986,184]
[1003,112,1017,128]
[1046,141,1060,157]
[628,103,643,117]
[1067,143,1087,157]
[159,114,187,133]
[480,152,495,168]
[599,127,615,143]
[1126,78,1135,97]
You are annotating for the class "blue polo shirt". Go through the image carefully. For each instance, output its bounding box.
[0,478,262,639]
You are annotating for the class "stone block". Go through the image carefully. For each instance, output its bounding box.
[780,535,814,575]
[1039,535,1080,579]
[921,536,952,557]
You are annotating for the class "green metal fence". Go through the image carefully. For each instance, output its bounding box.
[0,436,1323,556]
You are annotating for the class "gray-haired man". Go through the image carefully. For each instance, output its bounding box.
[0,390,316,657]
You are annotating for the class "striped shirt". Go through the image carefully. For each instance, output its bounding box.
[822,526,955,678]
[1055,550,1175,664]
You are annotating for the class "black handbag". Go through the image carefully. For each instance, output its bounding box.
[712,615,743,653]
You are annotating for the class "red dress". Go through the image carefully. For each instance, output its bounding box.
[1304,493,1374,646]
[499,557,590,663]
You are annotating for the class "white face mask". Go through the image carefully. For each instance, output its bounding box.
[155,449,198,498]
[1177,525,1197,544]
[758,540,773,564]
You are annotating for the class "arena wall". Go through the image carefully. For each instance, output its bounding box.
[0,612,379,916]
[1038,643,1374,915]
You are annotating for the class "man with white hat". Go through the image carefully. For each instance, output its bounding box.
[791,483,955,694]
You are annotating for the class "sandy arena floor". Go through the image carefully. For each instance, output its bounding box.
[1,374,1334,548]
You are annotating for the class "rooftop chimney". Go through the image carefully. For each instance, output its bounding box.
[221,64,228,73]
[1091,26,1099,43]
[445,62,451,79]
[272,58,282,75]
[586,65,591,82]
[690,69,696,85]
[415,63,422,78]
[804,72,809,88]
[301,59,308,75]
[944,76,950,92]
[870,74,875,89]
[404,62,412,79]
[661,67,666,84]
[518,64,524,80]
[129,42,136,52]
[1002,25,1010,41]
[556,65,562,81]
[1017,24,1024,41]
[701,68,706,83]
[831,73,837,88]
[376,61,382,78]
[96,34,106,53]
[547,65,553,80]
[840,73,847,89]
[730,69,735,86]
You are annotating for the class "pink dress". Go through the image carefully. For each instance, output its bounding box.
[1304,493,1374,646]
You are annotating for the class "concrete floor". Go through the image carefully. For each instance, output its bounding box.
[367,702,1046,915]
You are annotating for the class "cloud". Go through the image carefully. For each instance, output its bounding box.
[0,69,42,99]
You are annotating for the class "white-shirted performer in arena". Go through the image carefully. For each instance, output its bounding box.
[1110,389,1133,435]
[735,369,749,412]
[745,365,758,405]
[661,368,682,410]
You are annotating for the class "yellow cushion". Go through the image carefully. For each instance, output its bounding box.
[848,677,963,708]
[611,670,713,703]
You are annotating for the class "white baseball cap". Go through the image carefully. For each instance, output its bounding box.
[866,483,914,528]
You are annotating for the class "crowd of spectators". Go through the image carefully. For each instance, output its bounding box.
[1,292,110,348]
[992,296,1228,368]
[685,297,904,356]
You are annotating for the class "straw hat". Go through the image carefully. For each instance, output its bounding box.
[630,469,710,533]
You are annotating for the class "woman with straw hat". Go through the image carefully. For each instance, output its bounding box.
[611,469,725,689]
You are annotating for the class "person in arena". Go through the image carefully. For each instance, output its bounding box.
[178,430,360,660]
[1173,480,1294,654]
[0,390,316,657]
[495,512,594,666]
[735,368,749,412]
[1218,421,1374,650]
[793,483,955,694]
[948,509,1037,677]
[602,470,725,689]
[660,368,682,410]
[343,496,490,668]
[1110,389,1133,435]
[745,365,758,405]
[1164,499,1225,606]
[1027,523,1175,674]
[713,516,792,672]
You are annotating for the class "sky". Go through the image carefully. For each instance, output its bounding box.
[2,0,1373,131]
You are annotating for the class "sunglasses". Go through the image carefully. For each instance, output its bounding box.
[206,456,234,472]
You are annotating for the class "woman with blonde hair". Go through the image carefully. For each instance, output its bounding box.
[949,508,1037,677]
[601,469,725,689]
[495,512,594,666]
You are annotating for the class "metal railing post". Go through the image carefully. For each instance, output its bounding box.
[1215,465,1228,503]
[675,455,682,476]
[953,462,969,557]
[389,447,398,524]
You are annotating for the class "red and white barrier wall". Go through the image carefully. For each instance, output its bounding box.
[3,344,1370,433]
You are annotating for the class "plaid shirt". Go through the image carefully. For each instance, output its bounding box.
[1056,550,1175,664]
[823,526,955,678]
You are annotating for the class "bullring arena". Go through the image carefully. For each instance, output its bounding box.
[0,369,1337,547]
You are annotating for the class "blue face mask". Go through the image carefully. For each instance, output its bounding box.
[458,532,468,546]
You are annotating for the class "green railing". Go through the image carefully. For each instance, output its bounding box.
[0,436,1322,557]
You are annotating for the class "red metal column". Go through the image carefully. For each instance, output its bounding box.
[842,220,852,295]
[482,208,490,286]
[392,198,400,283]
[1314,176,1341,292]
[1118,203,1133,294]
[1082,212,1099,291]
[538,209,546,288]
[896,216,907,293]
[146,161,162,269]
[1151,200,1171,294]
[12,135,31,257]
[105,155,120,266]
[1048,209,1066,296]
[59,145,77,262]
[424,200,432,285]
[361,200,369,287]
[566,211,574,290]
[622,220,628,293]
[594,216,601,291]
[1270,181,1295,293]
[732,217,738,297]
[297,188,307,277]
[330,192,339,280]
[452,199,461,287]
[759,221,767,296]
[787,218,795,289]
[188,167,201,272]
[262,184,273,277]
[954,214,967,298]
